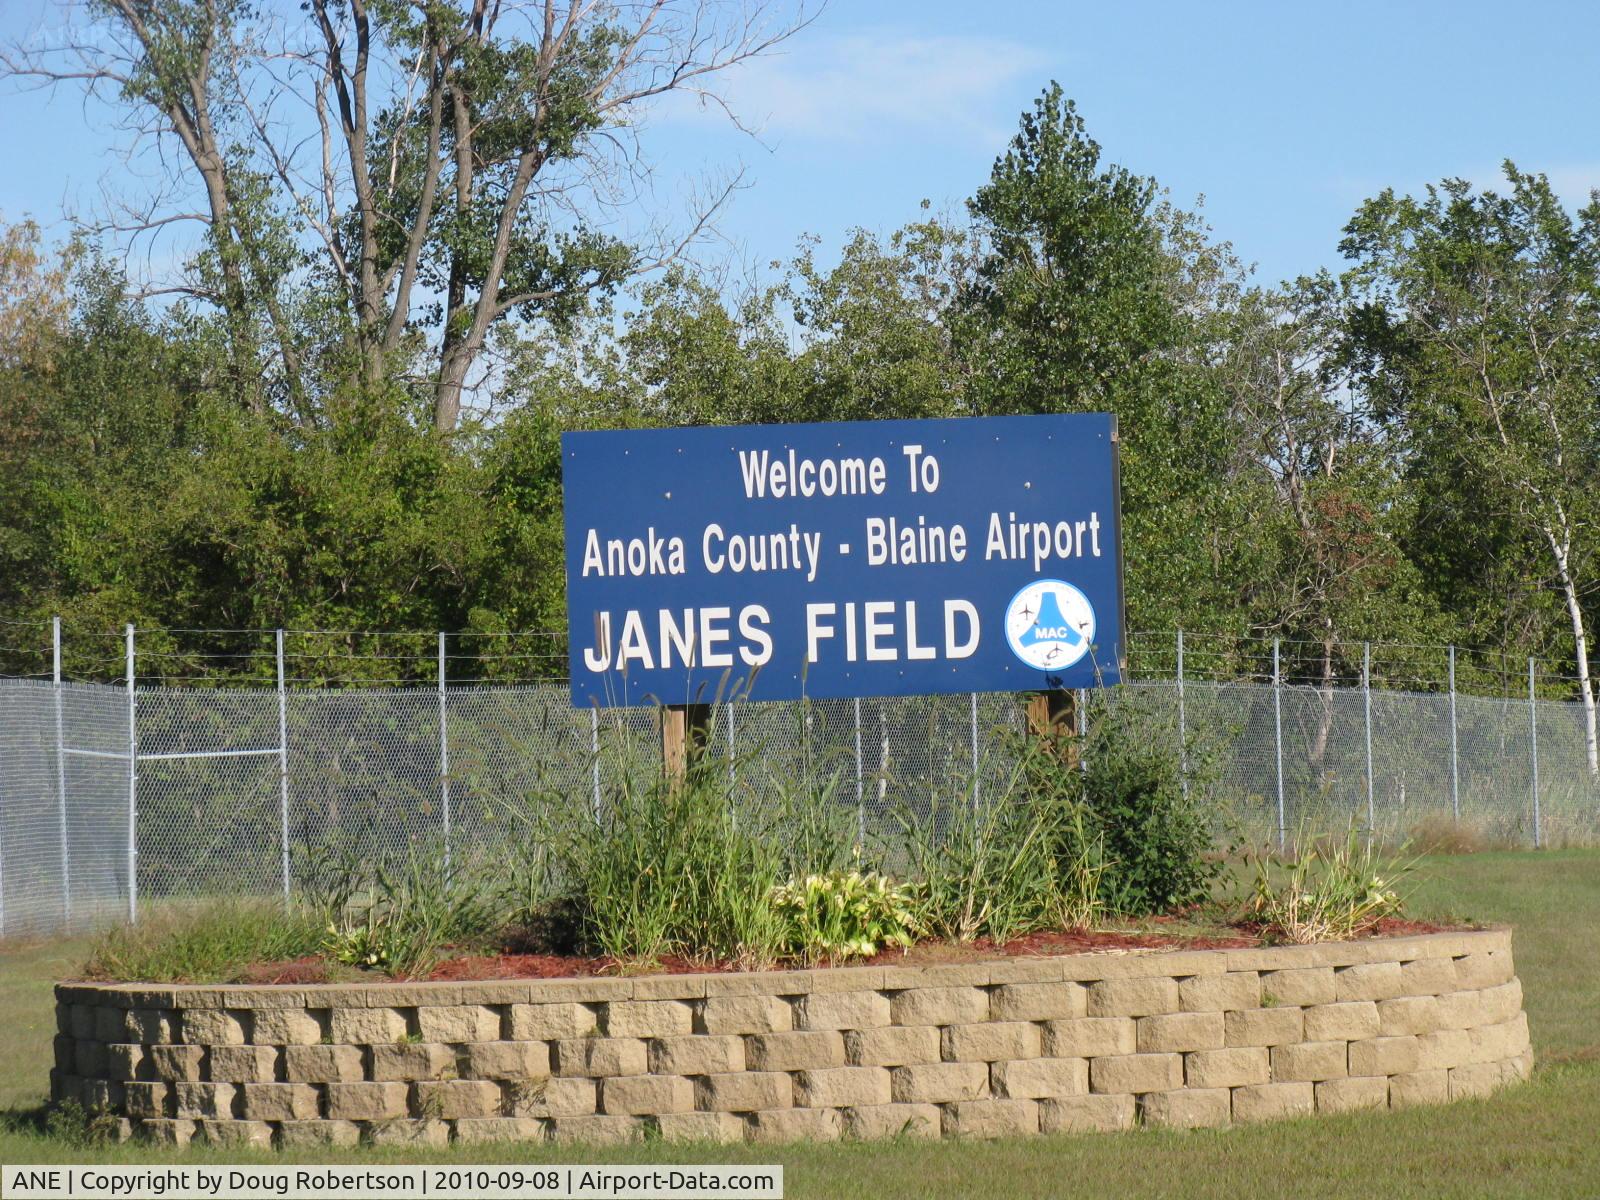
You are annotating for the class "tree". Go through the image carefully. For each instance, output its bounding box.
[1219,275,1442,767]
[591,217,970,430]
[5,1,810,429]
[960,85,1182,414]
[1342,165,1600,776]
[0,217,74,642]
[955,85,1253,636]
[0,217,71,372]
[619,266,800,427]
[780,215,970,424]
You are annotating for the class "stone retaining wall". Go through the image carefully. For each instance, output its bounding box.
[52,928,1531,1148]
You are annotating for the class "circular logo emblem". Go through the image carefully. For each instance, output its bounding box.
[1005,579,1096,671]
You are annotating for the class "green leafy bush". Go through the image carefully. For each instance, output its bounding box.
[1073,694,1221,914]
[82,899,325,983]
[1246,826,1414,943]
[771,869,919,963]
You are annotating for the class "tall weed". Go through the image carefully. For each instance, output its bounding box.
[510,718,779,967]
[1245,824,1416,943]
[897,749,1107,944]
[502,706,874,968]
[313,842,505,977]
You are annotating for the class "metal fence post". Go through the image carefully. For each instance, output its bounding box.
[1177,629,1188,800]
[54,616,70,925]
[878,702,889,808]
[438,632,451,866]
[276,630,289,909]
[0,700,4,937]
[125,623,138,925]
[0,665,5,936]
[854,697,864,843]
[1529,658,1541,849]
[727,701,736,791]
[589,707,601,820]
[1448,645,1460,826]
[969,692,979,804]
[1273,638,1285,850]
[1363,642,1374,848]
[1077,687,1088,773]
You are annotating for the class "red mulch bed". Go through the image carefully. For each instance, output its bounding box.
[235,956,340,985]
[352,916,1456,984]
[1364,915,1453,937]
[206,915,1462,986]
[423,929,1223,982]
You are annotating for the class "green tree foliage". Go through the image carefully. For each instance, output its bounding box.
[1342,166,1600,771]
[2,0,809,431]
[954,85,1256,636]
[0,247,568,680]
[1218,277,1446,661]
[780,218,971,424]
[960,86,1186,411]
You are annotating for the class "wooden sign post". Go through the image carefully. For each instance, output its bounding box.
[1026,689,1079,768]
[661,703,713,789]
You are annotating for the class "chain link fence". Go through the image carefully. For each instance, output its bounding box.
[2,625,1598,940]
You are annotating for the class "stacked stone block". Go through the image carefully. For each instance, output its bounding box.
[51,928,1531,1147]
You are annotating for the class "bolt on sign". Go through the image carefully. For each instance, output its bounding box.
[562,413,1126,707]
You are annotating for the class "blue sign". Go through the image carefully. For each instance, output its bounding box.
[562,414,1125,706]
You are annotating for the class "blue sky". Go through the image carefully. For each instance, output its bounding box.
[3,0,1598,292]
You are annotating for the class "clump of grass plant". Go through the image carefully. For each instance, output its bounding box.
[897,745,1109,945]
[546,752,793,969]
[1245,824,1417,943]
[508,706,865,969]
[311,842,506,978]
[81,898,325,983]
[1406,812,1507,856]
[43,1101,126,1146]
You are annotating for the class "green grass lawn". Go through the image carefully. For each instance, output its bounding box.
[1,850,1596,1198]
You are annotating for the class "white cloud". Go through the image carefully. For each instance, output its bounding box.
[661,30,1053,148]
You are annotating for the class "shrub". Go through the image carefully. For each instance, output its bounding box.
[1073,693,1221,914]
[771,869,919,963]
[1245,826,1415,943]
[82,899,325,983]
